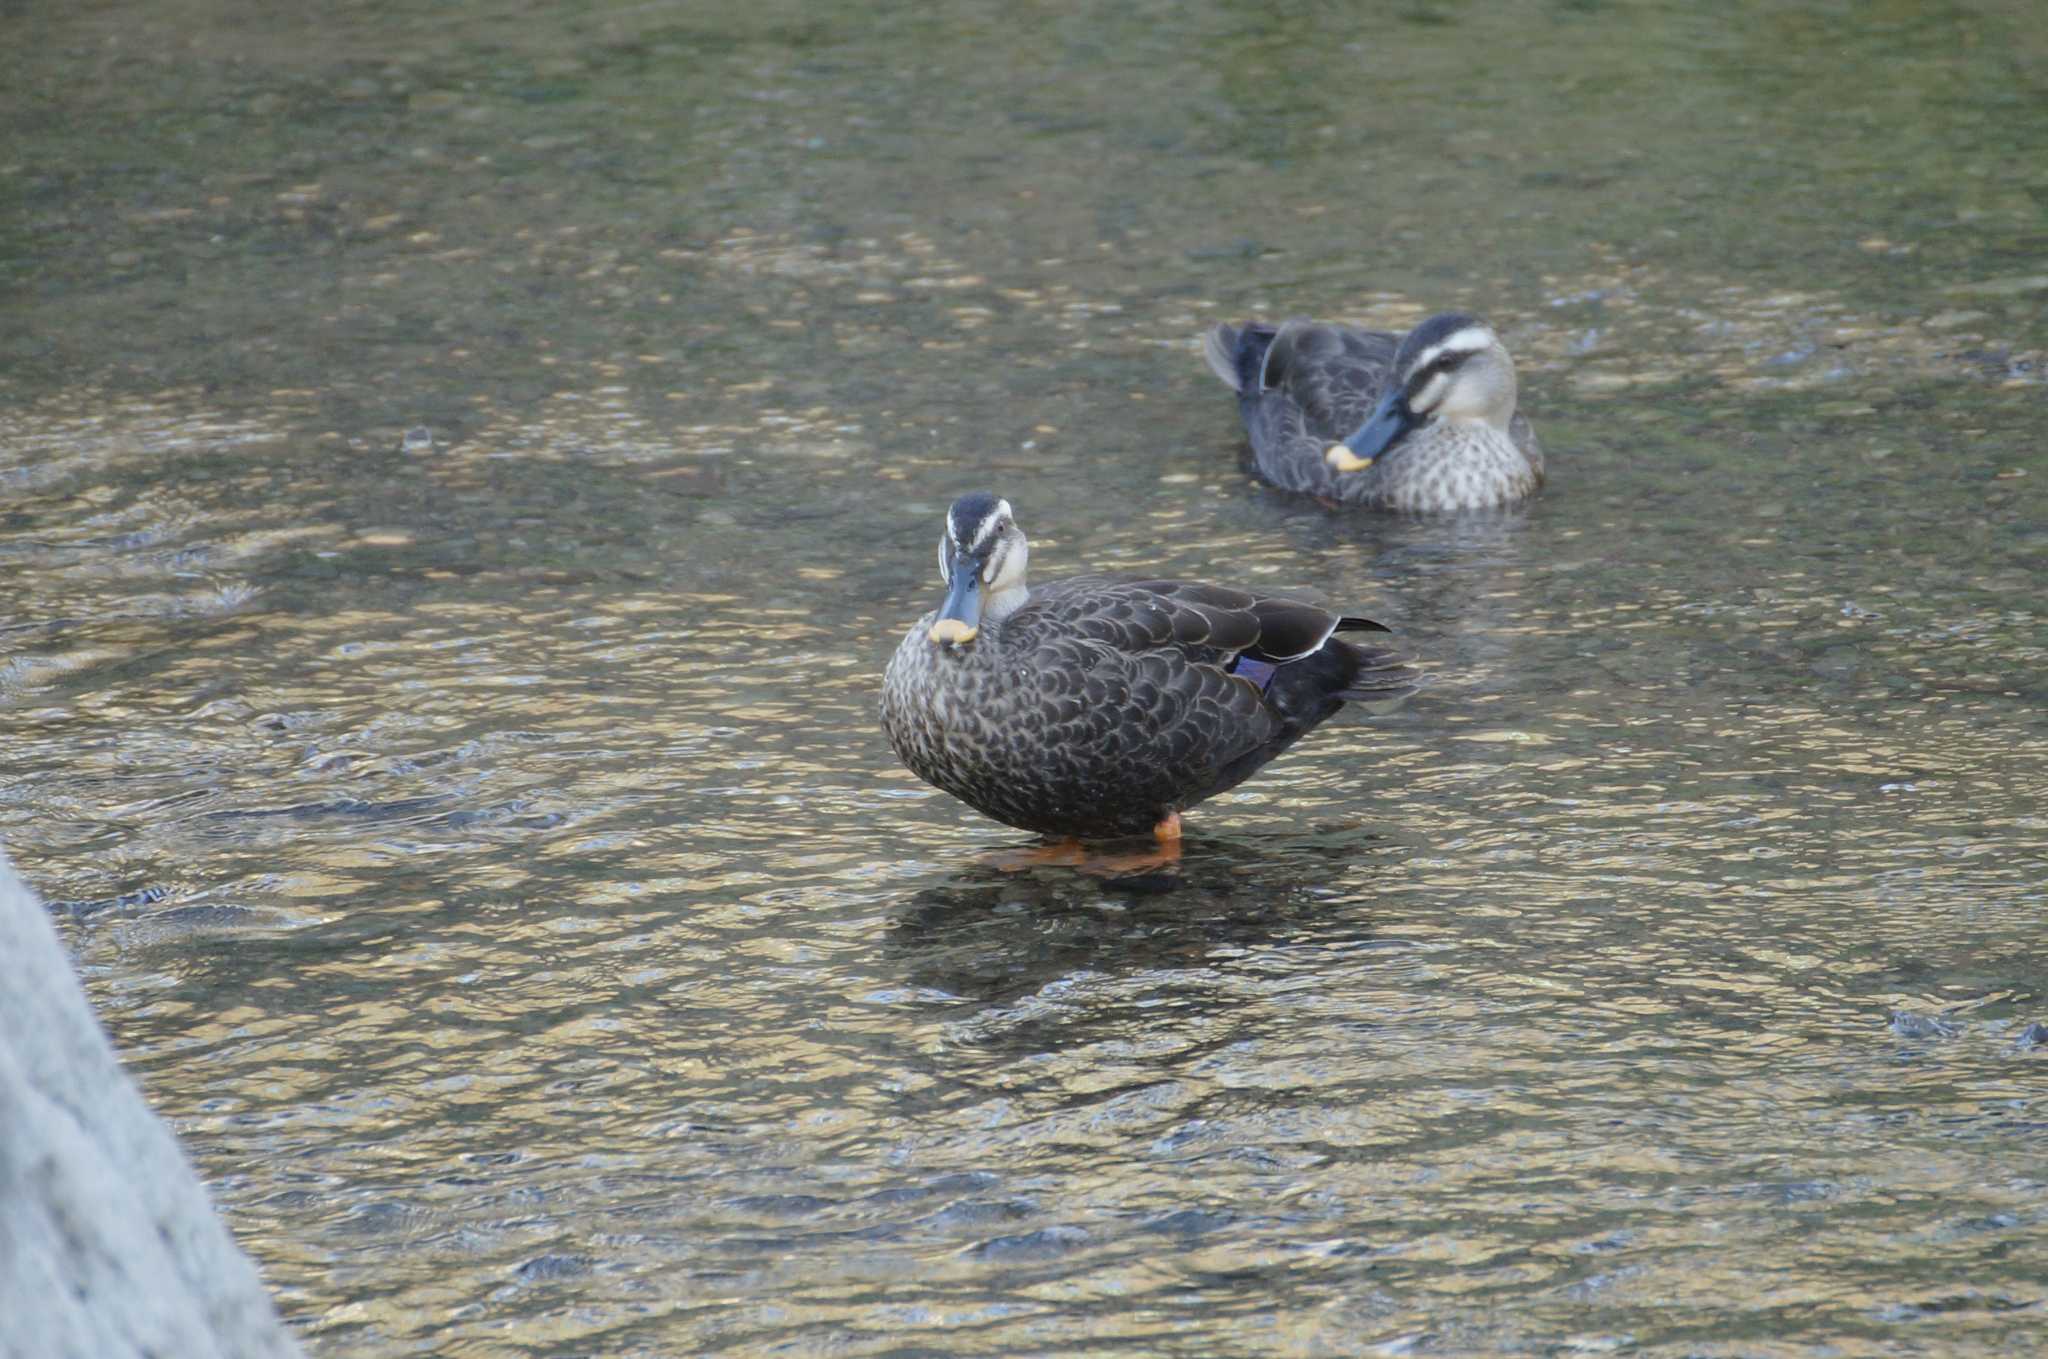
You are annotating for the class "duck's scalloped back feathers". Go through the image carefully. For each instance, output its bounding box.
[1262,321,1400,431]
[1095,579,1358,663]
[1031,577,1273,659]
[1003,578,1412,692]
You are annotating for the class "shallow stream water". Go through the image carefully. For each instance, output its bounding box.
[3,2,2045,1354]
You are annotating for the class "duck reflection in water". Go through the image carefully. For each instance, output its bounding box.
[882,833,1391,1009]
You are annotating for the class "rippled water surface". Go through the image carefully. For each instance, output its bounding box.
[4,1,2045,1354]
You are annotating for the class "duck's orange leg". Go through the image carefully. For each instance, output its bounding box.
[1070,815,1185,876]
[982,839,1091,871]
[981,815,1184,877]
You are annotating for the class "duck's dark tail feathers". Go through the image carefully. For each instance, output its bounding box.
[1331,618,1421,708]
[1202,322,1278,395]
[1264,619,1419,732]
[1336,645,1420,708]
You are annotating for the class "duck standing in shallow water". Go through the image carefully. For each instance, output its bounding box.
[881,493,1417,846]
[1203,313,1543,512]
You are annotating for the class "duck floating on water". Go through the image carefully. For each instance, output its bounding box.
[881,493,1417,845]
[1204,313,1543,512]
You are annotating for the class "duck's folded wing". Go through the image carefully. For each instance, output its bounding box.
[1263,321,1398,438]
[1002,580,1279,766]
[1049,578,1382,664]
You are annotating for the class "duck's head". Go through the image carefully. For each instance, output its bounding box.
[1327,314,1518,474]
[927,491,1031,647]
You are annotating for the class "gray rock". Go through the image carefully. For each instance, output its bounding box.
[0,851,303,1359]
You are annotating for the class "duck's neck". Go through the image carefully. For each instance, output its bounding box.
[1429,414,1516,456]
[1443,408,1514,439]
[984,583,1030,627]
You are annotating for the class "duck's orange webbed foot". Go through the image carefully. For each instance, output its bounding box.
[981,816,1184,877]
[1075,815,1185,876]
[981,839,1090,872]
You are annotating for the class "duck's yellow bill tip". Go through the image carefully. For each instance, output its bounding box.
[1325,444,1374,473]
[928,619,979,645]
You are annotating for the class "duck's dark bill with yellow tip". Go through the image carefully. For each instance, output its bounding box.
[928,561,982,645]
[1325,443,1374,473]
[1331,386,1419,471]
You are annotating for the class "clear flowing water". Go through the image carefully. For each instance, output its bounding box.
[3,2,2045,1355]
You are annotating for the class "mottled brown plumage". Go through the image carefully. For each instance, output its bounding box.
[881,495,1417,839]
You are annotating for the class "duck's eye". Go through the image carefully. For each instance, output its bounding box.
[1407,351,1473,408]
